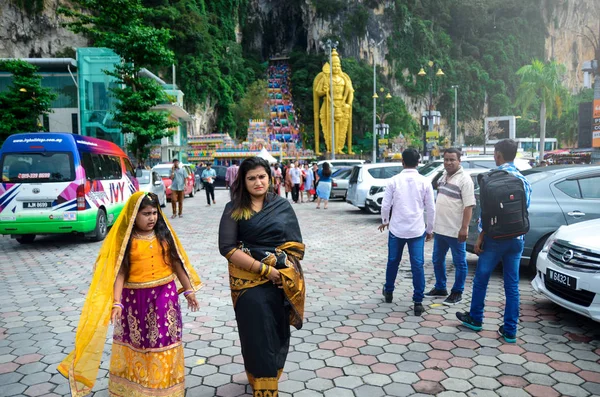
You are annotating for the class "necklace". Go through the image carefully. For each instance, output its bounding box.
[133,231,156,241]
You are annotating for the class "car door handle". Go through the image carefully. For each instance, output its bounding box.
[567,211,586,217]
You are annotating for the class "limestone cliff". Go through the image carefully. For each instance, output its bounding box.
[542,0,597,92]
[0,0,88,58]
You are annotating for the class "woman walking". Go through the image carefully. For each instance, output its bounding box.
[58,192,202,397]
[219,157,306,396]
[316,162,333,209]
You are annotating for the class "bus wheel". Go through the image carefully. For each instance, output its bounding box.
[16,234,36,244]
[92,209,108,242]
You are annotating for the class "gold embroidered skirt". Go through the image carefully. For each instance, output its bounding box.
[109,280,184,396]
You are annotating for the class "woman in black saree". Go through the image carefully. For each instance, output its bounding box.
[219,157,305,396]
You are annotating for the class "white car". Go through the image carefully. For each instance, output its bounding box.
[418,156,532,181]
[346,163,403,213]
[136,169,167,207]
[531,218,600,322]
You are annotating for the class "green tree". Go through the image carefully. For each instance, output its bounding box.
[516,59,567,160]
[0,60,57,142]
[230,79,269,141]
[59,0,178,163]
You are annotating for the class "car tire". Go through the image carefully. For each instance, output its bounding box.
[16,234,36,244]
[529,234,551,276]
[91,209,108,242]
[365,204,380,215]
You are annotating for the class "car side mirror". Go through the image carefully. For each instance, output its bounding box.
[154,181,162,186]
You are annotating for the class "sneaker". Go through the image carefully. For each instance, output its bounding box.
[414,302,424,316]
[456,311,482,331]
[443,292,463,306]
[382,287,393,303]
[425,288,448,297]
[498,325,517,344]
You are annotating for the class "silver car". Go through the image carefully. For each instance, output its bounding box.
[331,168,352,199]
[466,165,600,270]
[136,169,167,207]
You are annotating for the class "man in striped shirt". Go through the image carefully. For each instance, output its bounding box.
[426,148,475,306]
[457,139,532,344]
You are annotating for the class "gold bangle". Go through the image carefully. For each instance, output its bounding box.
[261,263,268,276]
[250,260,257,273]
[266,266,272,276]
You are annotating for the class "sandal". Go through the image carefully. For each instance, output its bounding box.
[171,214,177,219]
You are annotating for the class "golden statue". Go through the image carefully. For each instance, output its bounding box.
[313,49,354,155]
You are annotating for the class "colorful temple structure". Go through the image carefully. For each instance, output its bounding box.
[187,58,314,165]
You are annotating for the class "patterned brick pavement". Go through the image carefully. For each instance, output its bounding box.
[1,189,600,396]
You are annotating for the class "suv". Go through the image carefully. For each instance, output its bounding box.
[346,163,403,213]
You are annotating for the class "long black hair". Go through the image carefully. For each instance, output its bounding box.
[229,157,272,221]
[322,162,332,177]
[120,193,181,277]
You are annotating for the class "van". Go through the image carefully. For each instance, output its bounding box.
[0,133,139,244]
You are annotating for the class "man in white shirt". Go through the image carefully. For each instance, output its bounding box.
[426,148,475,306]
[379,149,435,316]
[290,162,301,203]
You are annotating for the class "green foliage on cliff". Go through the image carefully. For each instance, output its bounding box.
[0,60,57,141]
[143,0,256,134]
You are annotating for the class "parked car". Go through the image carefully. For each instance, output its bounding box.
[331,167,352,199]
[152,163,195,198]
[0,132,139,243]
[346,163,403,213]
[185,164,202,192]
[419,156,532,181]
[466,165,600,270]
[531,218,600,322]
[136,169,167,207]
[194,165,228,189]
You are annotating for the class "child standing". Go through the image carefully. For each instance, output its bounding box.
[58,192,202,396]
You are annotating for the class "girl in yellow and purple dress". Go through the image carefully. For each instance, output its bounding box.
[58,192,202,397]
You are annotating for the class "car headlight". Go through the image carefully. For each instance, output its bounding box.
[369,186,385,196]
[541,229,560,253]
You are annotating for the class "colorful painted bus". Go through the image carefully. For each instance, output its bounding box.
[0,133,138,243]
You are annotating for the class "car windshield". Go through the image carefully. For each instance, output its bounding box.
[418,161,442,176]
[154,168,172,178]
[1,152,75,183]
[135,170,151,184]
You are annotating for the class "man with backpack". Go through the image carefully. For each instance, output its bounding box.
[456,139,531,343]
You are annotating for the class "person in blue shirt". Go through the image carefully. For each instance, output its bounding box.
[201,163,217,206]
[457,139,532,343]
[315,162,332,209]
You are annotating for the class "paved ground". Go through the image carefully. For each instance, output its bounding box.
[1,188,600,397]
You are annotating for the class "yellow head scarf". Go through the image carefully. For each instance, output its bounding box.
[57,191,202,396]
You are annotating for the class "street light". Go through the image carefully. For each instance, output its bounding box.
[321,39,339,160]
[418,61,444,158]
[372,38,385,163]
[375,88,392,161]
[451,85,458,146]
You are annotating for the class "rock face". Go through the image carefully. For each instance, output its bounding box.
[0,0,595,128]
[542,0,597,92]
[0,0,88,58]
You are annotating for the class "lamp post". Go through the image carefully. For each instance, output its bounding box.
[451,85,458,147]
[372,38,384,163]
[376,88,392,161]
[322,39,338,160]
[418,61,444,159]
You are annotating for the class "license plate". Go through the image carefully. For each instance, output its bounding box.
[547,268,577,290]
[23,201,53,209]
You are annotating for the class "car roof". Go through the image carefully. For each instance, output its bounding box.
[355,162,403,169]
[522,164,600,175]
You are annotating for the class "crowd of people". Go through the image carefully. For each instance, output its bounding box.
[59,139,531,396]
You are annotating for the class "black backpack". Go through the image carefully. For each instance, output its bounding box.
[477,169,529,239]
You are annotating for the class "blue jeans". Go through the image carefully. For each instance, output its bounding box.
[384,232,426,303]
[432,234,468,293]
[469,236,524,335]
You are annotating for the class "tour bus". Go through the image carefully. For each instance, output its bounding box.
[0,133,139,244]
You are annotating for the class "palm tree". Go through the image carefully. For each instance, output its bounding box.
[516,60,567,161]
